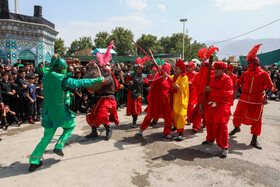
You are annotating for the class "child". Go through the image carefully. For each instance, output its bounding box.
[74,71,82,113]
[17,69,28,122]
[80,94,90,113]
[36,80,44,121]
[2,105,21,129]
[26,75,36,124]
[9,77,19,116]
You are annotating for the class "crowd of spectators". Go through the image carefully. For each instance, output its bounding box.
[0,58,279,130]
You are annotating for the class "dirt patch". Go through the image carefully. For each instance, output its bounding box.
[131,170,151,187]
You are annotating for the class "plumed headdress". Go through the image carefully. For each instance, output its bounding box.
[246,44,262,65]
[96,40,115,71]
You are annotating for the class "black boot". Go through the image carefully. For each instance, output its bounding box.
[29,161,43,172]
[229,127,241,136]
[53,149,64,157]
[131,115,138,128]
[250,135,262,149]
[85,126,98,138]
[104,125,112,141]
[149,121,157,126]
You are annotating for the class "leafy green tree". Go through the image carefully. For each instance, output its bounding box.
[136,34,162,55]
[94,31,110,48]
[77,36,94,50]
[66,37,94,56]
[67,40,79,56]
[108,27,136,56]
[54,37,67,56]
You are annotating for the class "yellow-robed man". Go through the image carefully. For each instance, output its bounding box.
[170,59,189,141]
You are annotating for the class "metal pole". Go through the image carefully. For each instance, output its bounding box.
[182,21,185,60]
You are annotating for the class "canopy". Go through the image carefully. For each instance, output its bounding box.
[92,48,117,55]
[239,48,280,66]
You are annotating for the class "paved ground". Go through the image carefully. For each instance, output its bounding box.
[0,100,280,187]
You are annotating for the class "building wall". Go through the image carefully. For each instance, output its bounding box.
[0,19,58,65]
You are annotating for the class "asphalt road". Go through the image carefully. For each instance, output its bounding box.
[0,100,279,186]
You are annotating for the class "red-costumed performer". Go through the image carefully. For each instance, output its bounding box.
[85,41,121,140]
[190,47,219,133]
[138,63,173,139]
[202,61,233,158]
[125,56,149,128]
[144,65,159,126]
[226,64,238,89]
[229,44,275,149]
[186,61,197,125]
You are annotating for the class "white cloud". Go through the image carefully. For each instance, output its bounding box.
[56,15,153,47]
[214,0,280,11]
[125,0,148,11]
[158,4,166,12]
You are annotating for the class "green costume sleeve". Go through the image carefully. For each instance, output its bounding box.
[64,77,104,89]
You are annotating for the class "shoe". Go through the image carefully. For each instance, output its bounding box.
[176,133,183,141]
[149,122,157,126]
[104,125,112,141]
[53,149,64,157]
[137,129,143,136]
[229,127,241,136]
[192,128,198,133]
[202,140,214,145]
[29,161,43,172]
[219,148,228,158]
[131,122,136,128]
[85,127,98,138]
[4,124,9,130]
[171,127,177,132]
[250,140,262,149]
[165,134,173,139]
[186,122,191,126]
[17,122,21,127]
[29,119,35,124]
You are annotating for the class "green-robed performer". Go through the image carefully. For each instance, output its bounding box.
[29,55,104,172]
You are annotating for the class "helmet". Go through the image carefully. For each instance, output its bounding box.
[49,56,68,74]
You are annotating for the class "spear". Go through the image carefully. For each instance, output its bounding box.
[132,40,180,92]
[149,49,181,92]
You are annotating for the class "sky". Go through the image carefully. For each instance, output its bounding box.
[8,0,280,47]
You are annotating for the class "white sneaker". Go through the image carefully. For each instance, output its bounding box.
[137,129,143,135]
[165,134,173,139]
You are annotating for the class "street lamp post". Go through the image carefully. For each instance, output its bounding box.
[180,18,187,61]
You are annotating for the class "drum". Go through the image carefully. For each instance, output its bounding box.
[83,65,104,91]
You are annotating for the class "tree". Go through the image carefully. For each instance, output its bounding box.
[77,36,94,50]
[94,31,110,48]
[136,34,162,55]
[54,37,67,56]
[108,27,136,56]
[66,37,94,56]
[67,40,79,56]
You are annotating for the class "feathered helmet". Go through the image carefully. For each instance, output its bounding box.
[49,55,67,74]
[198,47,219,65]
[156,58,164,66]
[246,44,262,65]
[96,40,115,71]
[136,56,150,69]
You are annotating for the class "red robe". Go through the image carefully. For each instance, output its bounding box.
[233,67,274,135]
[228,73,238,86]
[190,64,214,131]
[204,74,233,149]
[140,73,173,135]
[125,75,142,116]
[186,71,197,122]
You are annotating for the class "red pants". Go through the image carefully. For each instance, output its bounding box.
[140,115,172,136]
[233,117,262,136]
[126,91,142,116]
[86,97,119,128]
[187,103,195,122]
[206,123,228,149]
